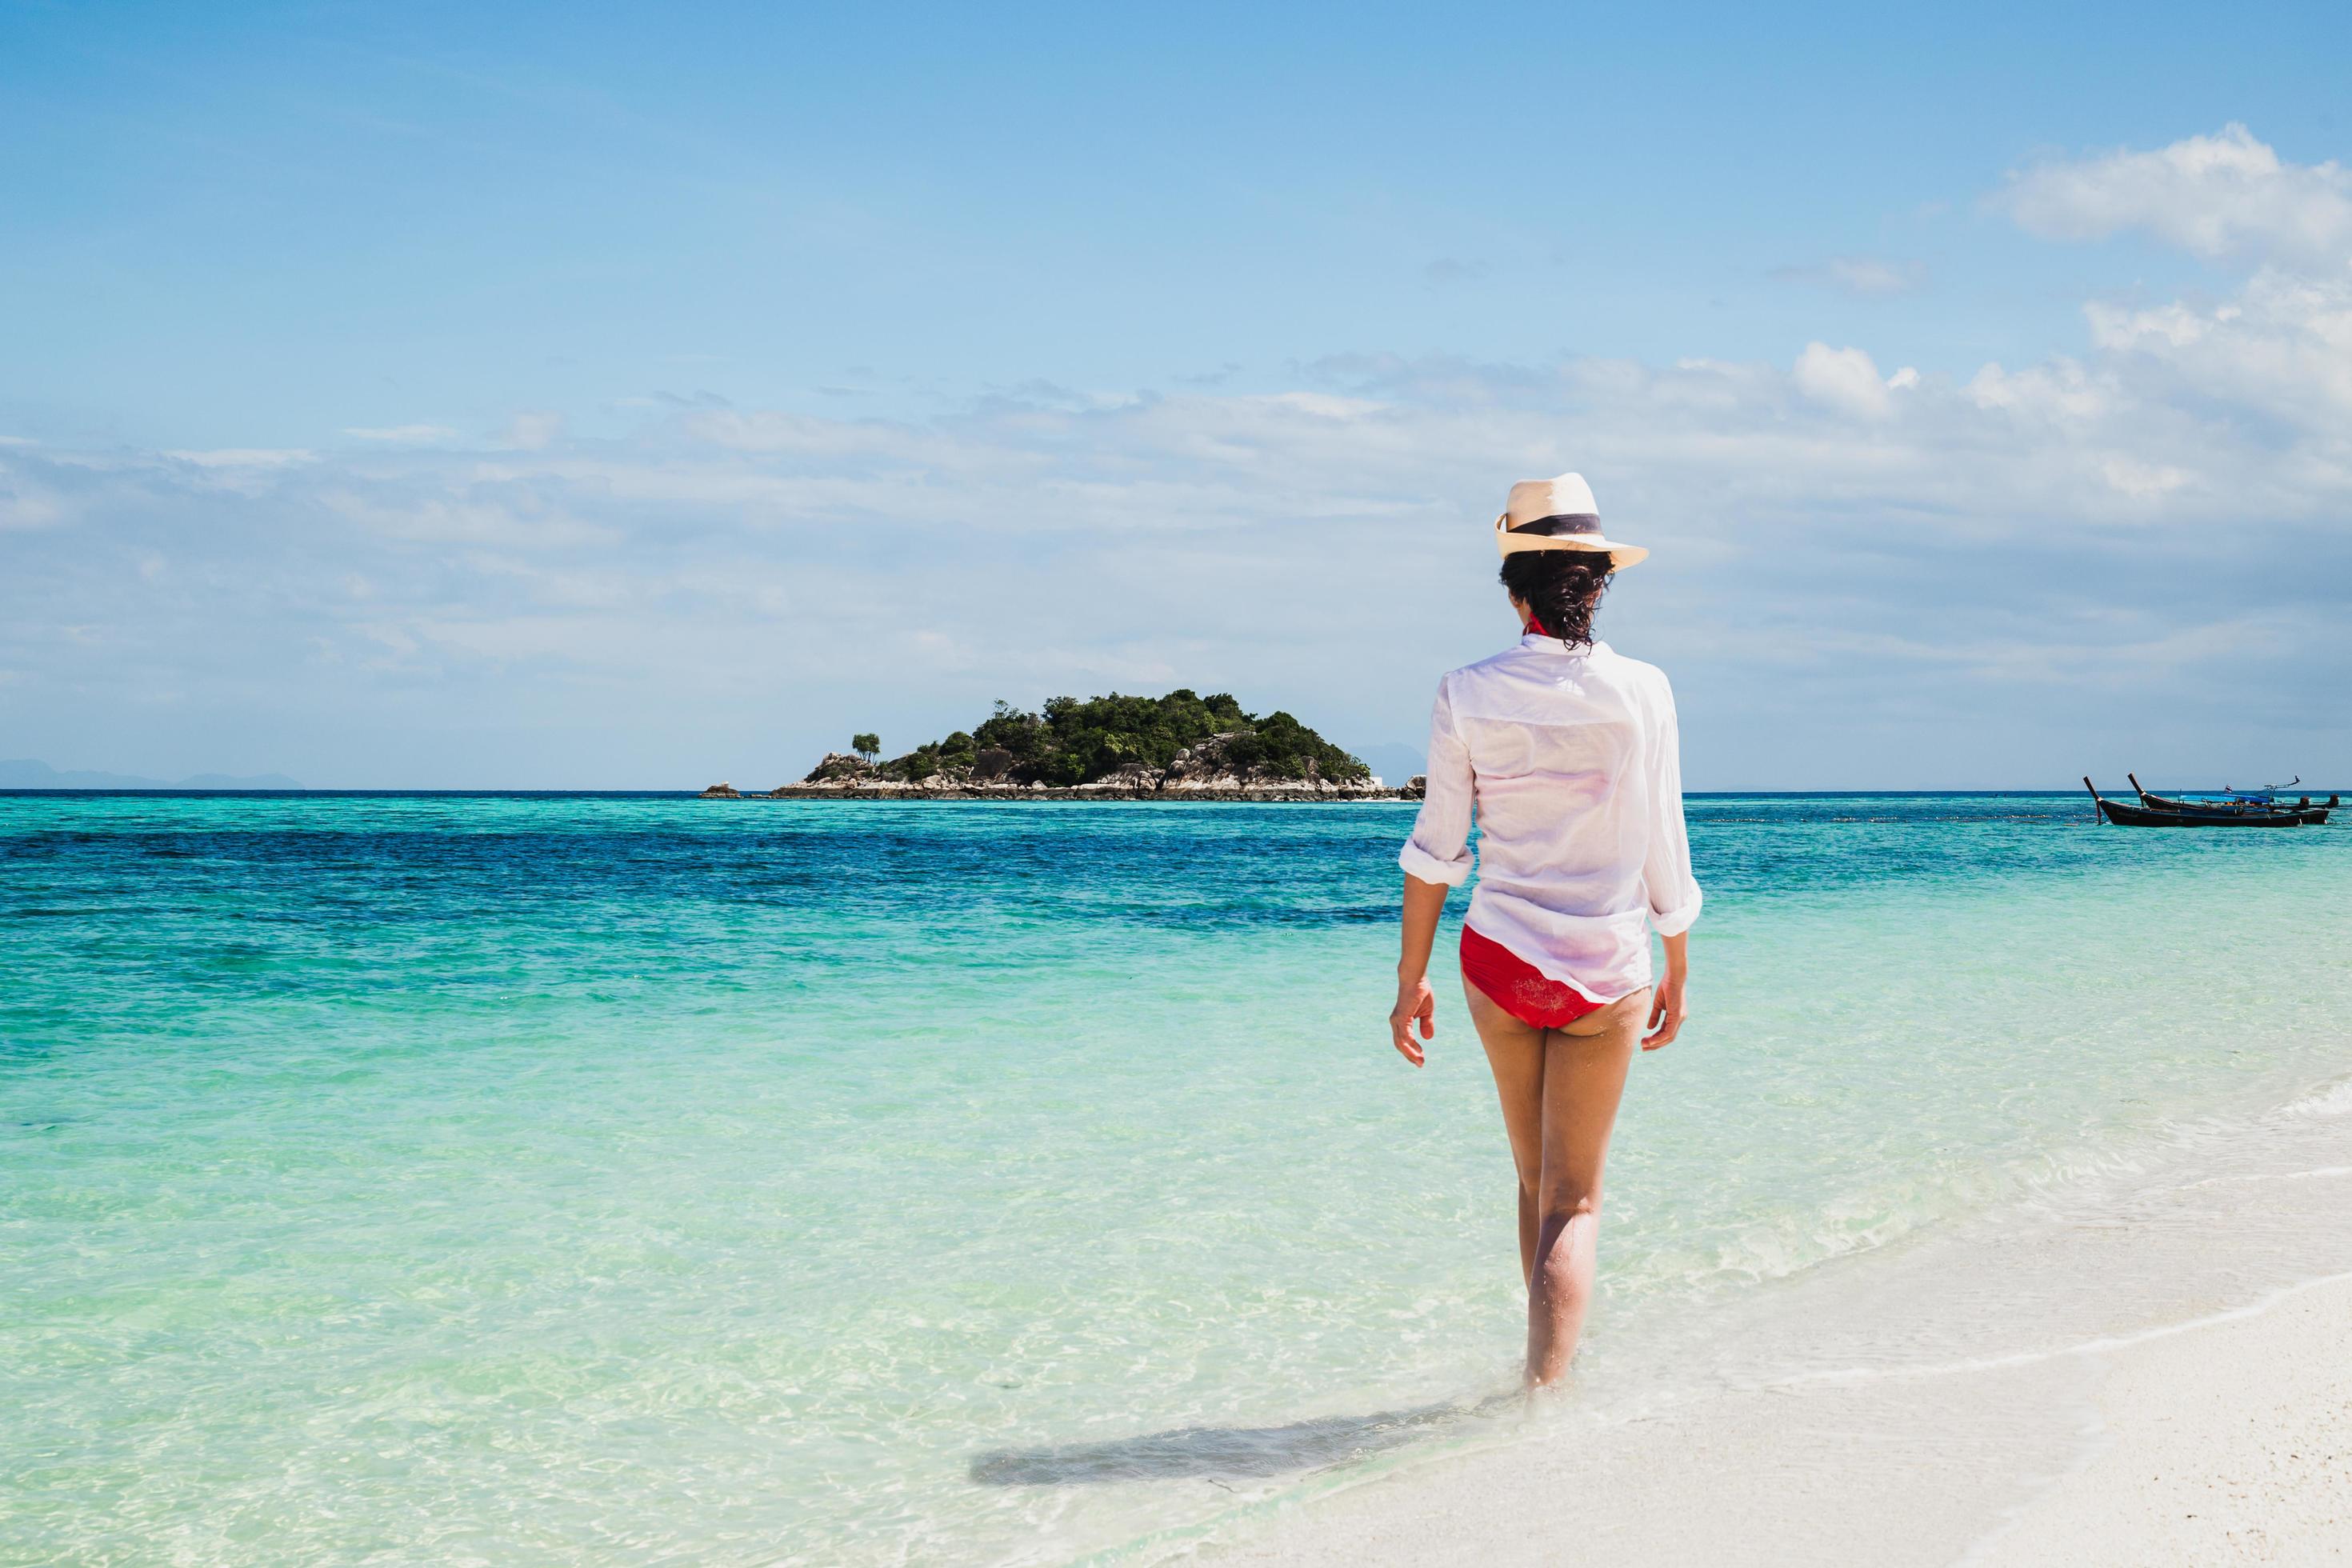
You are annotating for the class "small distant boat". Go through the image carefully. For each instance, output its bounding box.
[2086,776,2333,827]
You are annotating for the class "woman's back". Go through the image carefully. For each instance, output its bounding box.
[1402,630,1700,1004]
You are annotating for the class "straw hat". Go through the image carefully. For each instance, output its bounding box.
[1494,472,1647,568]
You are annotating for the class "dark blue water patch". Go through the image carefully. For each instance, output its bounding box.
[2,795,2342,1045]
[1121,902,1394,929]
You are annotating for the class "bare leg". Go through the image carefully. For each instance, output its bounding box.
[1465,981,1546,1287]
[1467,979,1646,1385]
[1526,993,1645,1386]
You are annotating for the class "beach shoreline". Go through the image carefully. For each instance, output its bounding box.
[1189,1278,2352,1566]
[1178,1068,2352,1568]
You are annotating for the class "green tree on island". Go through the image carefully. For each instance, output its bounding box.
[851,733,880,763]
[830,690,1368,787]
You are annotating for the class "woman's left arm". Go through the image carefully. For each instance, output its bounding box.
[1645,931,1689,1050]
[1642,678,1703,938]
[1642,677,1702,1050]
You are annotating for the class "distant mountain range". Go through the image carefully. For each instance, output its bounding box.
[0,759,305,790]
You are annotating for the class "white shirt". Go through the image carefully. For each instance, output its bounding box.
[1398,634,1702,1003]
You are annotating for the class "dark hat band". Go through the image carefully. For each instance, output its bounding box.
[1507,512,1602,538]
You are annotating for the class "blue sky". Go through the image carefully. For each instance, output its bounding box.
[4,1,2350,787]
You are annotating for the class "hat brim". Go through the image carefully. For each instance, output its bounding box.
[1494,516,1647,568]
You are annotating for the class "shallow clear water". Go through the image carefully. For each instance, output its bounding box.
[2,792,2347,1565]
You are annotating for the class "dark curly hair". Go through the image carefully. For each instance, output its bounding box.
[1499,550,1614,647]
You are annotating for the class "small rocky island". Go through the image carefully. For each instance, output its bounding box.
[703,690,1424,801]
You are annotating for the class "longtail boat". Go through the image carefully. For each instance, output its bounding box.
[2086,777,2331,827]
[2125,772,2332,814]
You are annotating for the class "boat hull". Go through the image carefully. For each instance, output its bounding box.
[2095,797,2327,827]
[2122,774,2336,819]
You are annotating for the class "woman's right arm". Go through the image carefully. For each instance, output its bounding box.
[1390,875,1449,1066]
[1393,679,1474,1066]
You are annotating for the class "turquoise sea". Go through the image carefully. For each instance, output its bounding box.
[4,792,2349,1565]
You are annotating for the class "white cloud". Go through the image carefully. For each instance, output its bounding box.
[2098,455,2194,500]
[2002,122,2352,264]
[2084,266,2352,426]
[0,476,66,530]
[1966,359,2110,423]
[1774,256,1927,296]
[343,424,459,443]
[1792,343,1916,421]
[1830,257,1922,295]
[163,448,316,467]
[1993,125,2352,487]
[503,411,565,450]
[317,489,620,550]
[684,408,925,458]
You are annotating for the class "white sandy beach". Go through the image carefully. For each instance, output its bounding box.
[1975,1275,2352,1566]
[1195,1095,2352,1567]
[1199,1275,2352,1566]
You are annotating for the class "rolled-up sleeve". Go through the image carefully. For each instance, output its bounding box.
[1398,678,1475,888]
[1642,677,1703,934]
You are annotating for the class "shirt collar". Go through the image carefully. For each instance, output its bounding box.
[1518,631,1606,656]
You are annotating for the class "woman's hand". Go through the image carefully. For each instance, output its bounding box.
[1643,931,1691,1050]
[1390,975,1435,1067]
[1643,960,1688,1050]
[1390,876,1449,1069]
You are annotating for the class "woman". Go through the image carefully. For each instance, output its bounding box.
[1388,471,1702,1387]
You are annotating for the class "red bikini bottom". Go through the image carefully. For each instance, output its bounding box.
[1459,925,1607,1029]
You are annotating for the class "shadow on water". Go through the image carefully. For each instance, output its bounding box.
[969,1394,1516,1486]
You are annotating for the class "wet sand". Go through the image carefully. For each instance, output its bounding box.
[1195,1278,2352,1566]
[1191,1086,2352,1567]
